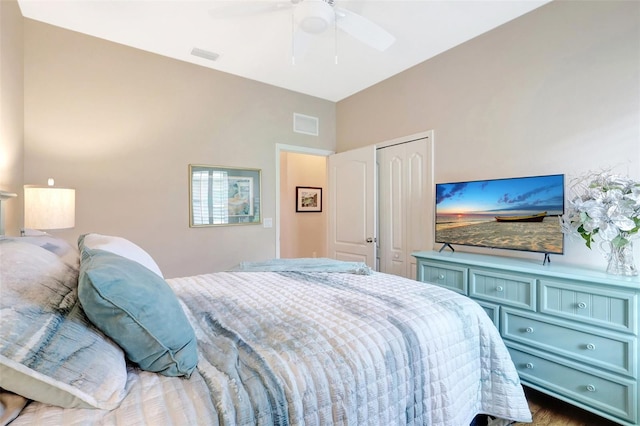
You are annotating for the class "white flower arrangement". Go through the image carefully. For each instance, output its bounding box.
[560,171,640,250]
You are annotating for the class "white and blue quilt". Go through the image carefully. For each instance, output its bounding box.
[174,269,531,426]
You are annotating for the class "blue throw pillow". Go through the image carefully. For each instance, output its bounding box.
[78,248,198,377]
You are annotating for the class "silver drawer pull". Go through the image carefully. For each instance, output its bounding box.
[438,274,445,280]
[525,362,534,369]
[586,384,596,392]
[586,343,596,351]
[525,327,534,333]
[577,302,587,309]
[496,286,504,292]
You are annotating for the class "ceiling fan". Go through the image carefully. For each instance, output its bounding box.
[208,0,396,53]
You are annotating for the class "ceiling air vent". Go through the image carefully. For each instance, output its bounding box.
[190,47,220,61]
[293,113,319,136]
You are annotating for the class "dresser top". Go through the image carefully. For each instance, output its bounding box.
[412,250,640,290]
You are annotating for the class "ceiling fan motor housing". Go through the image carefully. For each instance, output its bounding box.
[296,0,335,34]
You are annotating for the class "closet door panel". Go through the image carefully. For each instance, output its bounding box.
[379,147,406,276]
[407,145,428,280]
[378,137,429,279]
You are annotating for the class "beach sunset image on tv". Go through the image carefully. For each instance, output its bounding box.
[435,174,565,254]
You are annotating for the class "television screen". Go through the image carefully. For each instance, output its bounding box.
[435,174,565,255]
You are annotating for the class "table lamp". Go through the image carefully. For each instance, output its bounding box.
[24,178,75,233]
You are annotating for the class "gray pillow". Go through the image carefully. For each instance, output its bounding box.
[1,234,78,268]
[0,240,129,409]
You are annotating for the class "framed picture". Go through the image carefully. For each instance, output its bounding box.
[296,186,322,212]
[189,165,262,226]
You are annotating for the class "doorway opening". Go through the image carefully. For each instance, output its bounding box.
[275,144,333,259]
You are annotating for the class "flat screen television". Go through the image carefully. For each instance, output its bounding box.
[435,174,565,256]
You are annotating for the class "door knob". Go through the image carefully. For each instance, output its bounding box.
[366,237,376,243]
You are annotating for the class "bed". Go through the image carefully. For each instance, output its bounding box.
[0,233,532,426]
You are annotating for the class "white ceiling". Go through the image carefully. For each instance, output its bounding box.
[17,0,551,102]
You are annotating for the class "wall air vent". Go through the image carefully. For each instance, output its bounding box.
[293,113,319,136]
[190,47,220,61]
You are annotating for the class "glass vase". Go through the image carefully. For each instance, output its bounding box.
[606,241,638,276]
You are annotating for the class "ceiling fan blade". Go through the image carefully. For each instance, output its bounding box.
[208,1,292,19]
[335,7,395,52]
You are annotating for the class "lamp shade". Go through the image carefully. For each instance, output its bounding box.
[24,185,75,230]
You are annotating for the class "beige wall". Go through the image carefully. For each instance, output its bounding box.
[0,0,24,235]
[14,1,640,273]
[279,152,327,258]
[23,19,335,277]
[336,0,640,269]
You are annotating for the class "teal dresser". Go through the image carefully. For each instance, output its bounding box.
[413,250,640,426]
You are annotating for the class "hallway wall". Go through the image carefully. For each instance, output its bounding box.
[280,152,327,258]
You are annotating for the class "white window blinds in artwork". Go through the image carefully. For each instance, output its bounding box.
[191,170,229,225]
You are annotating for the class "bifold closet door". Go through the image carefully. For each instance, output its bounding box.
[378,139,428,279]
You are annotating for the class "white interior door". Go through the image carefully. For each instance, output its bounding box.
[328,145,376,268]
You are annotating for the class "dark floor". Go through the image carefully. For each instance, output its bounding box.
[512,387,623,426]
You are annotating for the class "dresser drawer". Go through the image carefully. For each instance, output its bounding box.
[476,300,500,328]
[508,344,637,423]
[540,279,638,333]
[502,308,635,377]
[417,261,467,294]
[469,268,536,311]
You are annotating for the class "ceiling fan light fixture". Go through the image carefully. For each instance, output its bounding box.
[296,0,334,34]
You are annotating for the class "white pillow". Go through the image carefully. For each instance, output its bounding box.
[79,233,164,278]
